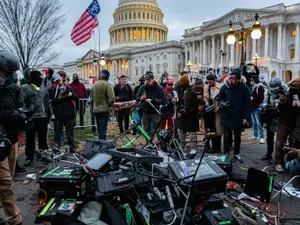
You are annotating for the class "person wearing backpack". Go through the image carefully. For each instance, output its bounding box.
[217,69,251,163]
[250,76,265,144]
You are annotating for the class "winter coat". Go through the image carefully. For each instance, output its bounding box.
[251,84,265,109]
[134,85,142,100]
[70,82,88,99]
[40,77,52,92]
[177,86,199,133]
[20,84,49,119]
[136,81,166,114]
[217,76,251,129]
[48,85,78,120]
[114,84,133,103]
[0,84,23,144]
[203,82,222,135]
[91,79,115,113]
[277,92,297,128]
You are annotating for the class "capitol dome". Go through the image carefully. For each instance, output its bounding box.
[109,0,168,49]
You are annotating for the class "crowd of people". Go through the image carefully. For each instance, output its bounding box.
[1,49,300,225]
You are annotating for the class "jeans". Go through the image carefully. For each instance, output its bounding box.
[54,119,76,150]
[286,159,300,174]
[25,117,49,161]
[117,109,130,133]
[76,100,86,127]
[223,126,242,155]
[142,112,161,137]
[95,112,110,140]
[251,109,264,139]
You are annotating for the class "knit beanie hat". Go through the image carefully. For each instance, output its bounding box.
[288,77,300,89]
[230,69,241,79]
[179,74,190,86]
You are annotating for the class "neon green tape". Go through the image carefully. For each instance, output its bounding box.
[241,167,248,171]
[219,221,231,225]
[221,155,226,162]
[138,125,151,140]
[123,137,137,148]
[42,166,61,178]
[39,198,55,216]
[269,176,274,192]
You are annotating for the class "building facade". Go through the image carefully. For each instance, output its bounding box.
[183,3,300,82]
[63,0,184,84]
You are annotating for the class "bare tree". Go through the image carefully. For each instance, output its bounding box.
[0,0,65,70]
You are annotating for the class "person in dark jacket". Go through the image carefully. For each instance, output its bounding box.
[0,50,23,225]
[136,71,166,136]
[114,75,133,133]
[160,72,169,88]
[21,70,49,166]
[70,73,88,127]
[177,74,199,150]
[250,76,265,144]
[134,75,145,99]
[41,67,54,92]
[49,74,78,153]
[275,78,298,172]
[217,69,251,163]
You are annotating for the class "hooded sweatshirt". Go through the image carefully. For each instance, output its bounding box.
[251,83,265,109]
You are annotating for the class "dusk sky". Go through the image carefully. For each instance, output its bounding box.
[53,0,300,65]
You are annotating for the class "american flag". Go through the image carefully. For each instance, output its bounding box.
[71,0,101,46]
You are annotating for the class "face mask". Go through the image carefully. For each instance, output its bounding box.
[74,78,79,83]
[145,80,151,86]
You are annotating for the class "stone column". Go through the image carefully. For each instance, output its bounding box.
[246,32,251,62]
[211,36,216,68]
[229,44,235,67]
[125,28,128,42]
[277,23,282,60]
[269,27,273,58]
[131,28,133,41]
[220,34,225,67]
[122,59,125,74]
[120,29,123,42]
[199,41,202,64]
[207,38,211,65]
[146,28,148,41]
[192,41,195,63]
[264,25,269,57]
[294,22,300,61]
[136,27,138,41]
[151,28,154,41]
[216,38,220,67]
[157,29,159,42]
[185,43,188,67]
[252,38,257,59]
[203,38,207,65]
[282,24,286,60]
[235,39,239,66]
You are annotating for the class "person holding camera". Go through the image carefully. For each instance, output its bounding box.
[49,73,78,153]
[177,74,199,150]
[217,69,251,163]
[0,50,23,225]
[21,70,49,167]
[203,73,222,153]
[136,72,166,136]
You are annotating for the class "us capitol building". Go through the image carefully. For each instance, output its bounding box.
[63,1,300,83]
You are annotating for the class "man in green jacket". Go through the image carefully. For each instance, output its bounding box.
[91,70,115,140]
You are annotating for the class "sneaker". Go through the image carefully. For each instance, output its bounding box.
[24,159,33,167]
[260,138,265,144]
[234,155,244,163]
[275,165,284,172]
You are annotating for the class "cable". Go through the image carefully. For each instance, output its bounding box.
[166,210,177,225]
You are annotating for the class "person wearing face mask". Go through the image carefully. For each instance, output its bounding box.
[49,74,78,153]
[136,72,166,136]
[114,75,133,134]
[70,73,87,127]
[0,50,23,225]
[20,70,49,166]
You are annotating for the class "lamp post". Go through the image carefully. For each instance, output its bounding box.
[226,13,262,74]
[253,53,260,66]
[186,60,192,73]
[99,54,106,71]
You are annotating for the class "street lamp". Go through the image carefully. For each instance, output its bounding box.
[226,14,261,73]
[99,54,106,70]
[253,53,260,66]
[186,60,192,73]
[251,14,262,40]
[226,21,236,45]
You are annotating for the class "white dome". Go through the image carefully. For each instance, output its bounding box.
[118,0,158,6]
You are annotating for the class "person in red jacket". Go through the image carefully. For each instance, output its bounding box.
[70,73,88,127]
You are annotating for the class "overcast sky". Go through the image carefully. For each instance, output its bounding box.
[53,0,300,65]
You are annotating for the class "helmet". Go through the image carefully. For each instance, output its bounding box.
[166,78,174,85]
[0,50,20,72]
[269,78,282,88]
